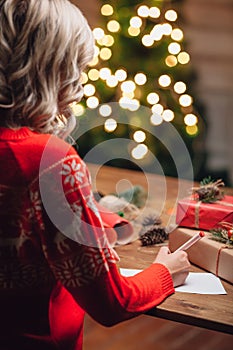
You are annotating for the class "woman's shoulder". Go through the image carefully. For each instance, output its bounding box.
[33,132,81,172]
[7,128,82,182]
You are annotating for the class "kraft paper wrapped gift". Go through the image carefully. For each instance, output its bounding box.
[169,227,233,284]
[176,195,233,230]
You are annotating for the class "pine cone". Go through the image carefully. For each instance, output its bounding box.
[191,178,224,203]
[140,226,168,246]
[196,185,221,202]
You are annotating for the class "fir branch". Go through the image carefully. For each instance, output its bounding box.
[209,222,233,247]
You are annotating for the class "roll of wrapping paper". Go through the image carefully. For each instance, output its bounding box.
[96,202,134,245]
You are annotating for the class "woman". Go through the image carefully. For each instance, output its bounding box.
[0,1,190,349]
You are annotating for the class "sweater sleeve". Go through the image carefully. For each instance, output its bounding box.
[72,262,174,326]
[39,145,174,326]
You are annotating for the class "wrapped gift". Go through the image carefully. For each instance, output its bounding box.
[176,195,233,231]
[169,227,233,284]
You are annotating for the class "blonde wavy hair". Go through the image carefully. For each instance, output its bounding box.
[0,0,94,134]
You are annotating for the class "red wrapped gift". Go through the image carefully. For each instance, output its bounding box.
[169,227,233,284]
[176,195,233,231]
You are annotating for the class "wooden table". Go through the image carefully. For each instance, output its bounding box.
[88,163,233,335]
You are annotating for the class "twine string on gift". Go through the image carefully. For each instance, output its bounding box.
[215,245,228,277]
[216,200,233,207]
[212,222,232,277]
[194,200,201,228]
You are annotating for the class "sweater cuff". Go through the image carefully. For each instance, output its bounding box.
[151,263,175,296]
[123,262,175,313]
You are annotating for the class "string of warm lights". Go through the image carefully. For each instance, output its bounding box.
[71,1,200,161]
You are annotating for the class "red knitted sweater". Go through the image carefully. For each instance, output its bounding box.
[0,127,174,350]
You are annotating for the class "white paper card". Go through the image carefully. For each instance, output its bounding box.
[120,269,227,295]
[120,268,142,277]
[175,272,227,294]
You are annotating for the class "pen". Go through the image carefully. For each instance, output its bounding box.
[175,231,205,252]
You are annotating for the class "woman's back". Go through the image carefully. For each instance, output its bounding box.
[0,127,54,344]
[0,127,86,349]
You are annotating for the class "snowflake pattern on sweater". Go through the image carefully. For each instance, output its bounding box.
[60,158,85,186]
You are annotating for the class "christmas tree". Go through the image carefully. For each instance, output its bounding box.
[71,0,205,179]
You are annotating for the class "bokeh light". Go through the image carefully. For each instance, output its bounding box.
[88,56,99,67]
[106,75,118,87]
[184,113,198,126]
[165,55,177,67]
[86,96,99,109]
[100,47,112,60]
[70,103,85,117]
[149,7,160,18]
[168,42,181,55]
[150,113,163,126]
[121,80,136,93]
[137,5,150,18]
[147,92,160,104]
[101,4,114,16]
[104,118,117,132]
[130,16,142,28]
[150,24,163,41]
[133,130,146,143]
[179,94,193,107]
[131,144,148,159]
[80,72,88,84]
[142,34,154,47]
[99,104,112,117]
[99,67,111,80]
[151,104,164,115]
[84,84,96,97]
[186,125,198,136]
[158,75,171,87]
[162,109,175,121]
[171,28,183,41]
[107,20,120,33]
[115,69,127,81]
[165,9,178,21]
[134,73,147,85]
[178,52,190,64]
[174,81,186,94]
[161,23,172,36]
[93,27,105,40]
[128,26,140,36]
[101,35,115,47]
[88,69,100,81]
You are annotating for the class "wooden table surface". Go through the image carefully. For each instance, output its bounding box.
[88,163,233,335]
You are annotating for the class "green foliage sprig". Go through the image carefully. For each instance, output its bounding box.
[209,222,233,247]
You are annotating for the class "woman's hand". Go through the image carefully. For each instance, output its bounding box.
[154,246,190,287]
